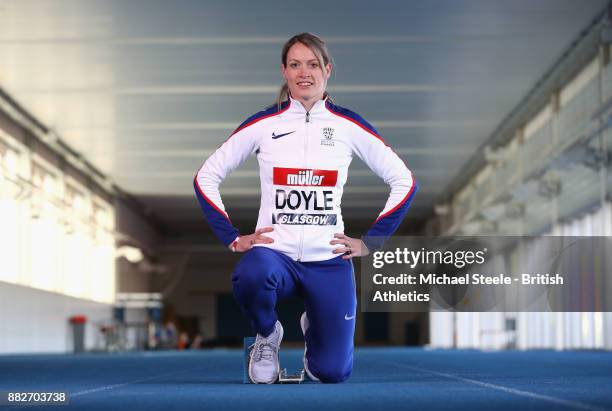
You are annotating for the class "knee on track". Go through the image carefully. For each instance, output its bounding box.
[310,363,352,383]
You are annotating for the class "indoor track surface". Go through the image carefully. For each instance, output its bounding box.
[1,348,611,411]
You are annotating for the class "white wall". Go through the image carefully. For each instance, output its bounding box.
[0,280,112,354]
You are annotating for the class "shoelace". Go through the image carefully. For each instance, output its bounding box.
[250,337,278,362]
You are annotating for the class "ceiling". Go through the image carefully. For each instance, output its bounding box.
[0,0,608,236]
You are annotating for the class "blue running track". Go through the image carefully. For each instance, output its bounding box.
[0,348,611,410]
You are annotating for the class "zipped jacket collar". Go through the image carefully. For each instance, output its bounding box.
[287,95,328,115]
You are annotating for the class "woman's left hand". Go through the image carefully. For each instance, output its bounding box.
[330,233,369,260]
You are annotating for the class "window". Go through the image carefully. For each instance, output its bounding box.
[0,133,116,304]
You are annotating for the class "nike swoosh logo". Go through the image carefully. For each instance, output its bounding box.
[345,314,355,321]
[272,131,296,139]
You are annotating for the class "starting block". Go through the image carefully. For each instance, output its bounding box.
[243,337,313,384]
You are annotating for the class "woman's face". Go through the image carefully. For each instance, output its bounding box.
[281,42,331,104]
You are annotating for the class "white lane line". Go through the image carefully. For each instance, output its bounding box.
[375,359,610,411]
[72,367,201,397]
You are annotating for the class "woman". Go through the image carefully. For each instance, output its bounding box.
[194,33,417,383]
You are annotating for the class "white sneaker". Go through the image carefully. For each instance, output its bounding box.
[300,312,319,382]
[248,321,283,384]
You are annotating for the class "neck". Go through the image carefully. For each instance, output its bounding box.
[292,93,325,112]
[301,99,316,112]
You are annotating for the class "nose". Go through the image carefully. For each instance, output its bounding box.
[298,66,310,78]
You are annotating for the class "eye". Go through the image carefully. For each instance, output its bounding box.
[310,62,319,69]
[289,62,298,68]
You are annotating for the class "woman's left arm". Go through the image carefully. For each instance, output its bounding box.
[339,115,419,257]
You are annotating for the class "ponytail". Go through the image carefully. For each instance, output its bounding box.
[277,83,290,111]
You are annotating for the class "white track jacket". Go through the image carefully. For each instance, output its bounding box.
[194,96,418,262]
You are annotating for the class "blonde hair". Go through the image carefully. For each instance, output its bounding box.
[277,33,334,109]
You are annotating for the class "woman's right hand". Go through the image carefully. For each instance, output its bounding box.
[232,227,274,252]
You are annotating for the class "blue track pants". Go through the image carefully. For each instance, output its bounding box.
[232,247,356,383]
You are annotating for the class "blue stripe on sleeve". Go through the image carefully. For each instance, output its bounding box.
[232,100,290,135]
[325,101,383,141]
[193,178,239,246]
[363,181,419,251]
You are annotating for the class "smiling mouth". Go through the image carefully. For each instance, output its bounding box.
[297,82,313,86]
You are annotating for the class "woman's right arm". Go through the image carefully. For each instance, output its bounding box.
[193,120,264,248]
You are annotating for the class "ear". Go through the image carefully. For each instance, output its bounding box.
[280,63,288,81]
[324,63,332,80]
